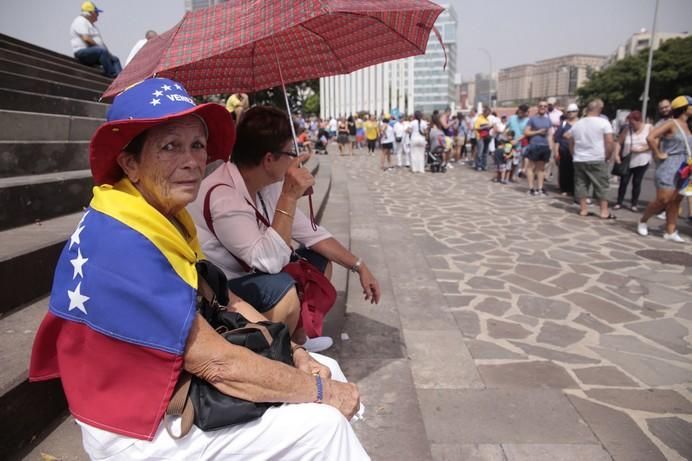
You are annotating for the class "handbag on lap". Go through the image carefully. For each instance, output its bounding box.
[166,260,293,436]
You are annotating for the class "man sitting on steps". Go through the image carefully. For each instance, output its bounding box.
[70,1,121,78]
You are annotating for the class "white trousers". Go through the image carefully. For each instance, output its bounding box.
[410,144,426,173]
[78,354,370,461]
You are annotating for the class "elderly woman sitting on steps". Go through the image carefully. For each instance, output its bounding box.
[29,78,370,460]
[188,105,381,352]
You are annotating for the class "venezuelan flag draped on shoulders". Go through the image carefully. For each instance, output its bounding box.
[30,178,202,440]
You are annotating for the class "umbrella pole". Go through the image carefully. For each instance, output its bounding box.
[271,37,300,156]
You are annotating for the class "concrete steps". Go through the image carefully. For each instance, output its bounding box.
[0,33,110,459]
[0,212,83,316]
[0,170,93,231]
[0,141,90,178]
[0,88,108,117]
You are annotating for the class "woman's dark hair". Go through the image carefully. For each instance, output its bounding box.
[231,105,293,167]
[431,113,443,130]
[672,105,688,119]
[123,129,148,160]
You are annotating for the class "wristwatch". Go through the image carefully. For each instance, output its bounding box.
[350,258,362,273]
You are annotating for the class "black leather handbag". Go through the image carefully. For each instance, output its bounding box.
[166,260,293,436]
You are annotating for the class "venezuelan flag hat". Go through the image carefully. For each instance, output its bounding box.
[90,78,235,185]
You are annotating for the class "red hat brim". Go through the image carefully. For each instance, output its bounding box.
[90,103,235,185]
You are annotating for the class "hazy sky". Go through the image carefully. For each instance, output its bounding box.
[1,0,691,82]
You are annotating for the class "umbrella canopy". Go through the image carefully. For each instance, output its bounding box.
[103,0,444,99]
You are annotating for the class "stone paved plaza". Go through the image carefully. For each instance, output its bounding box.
[332,149,692,461]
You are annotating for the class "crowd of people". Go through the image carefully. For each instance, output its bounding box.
[315,94,691,243]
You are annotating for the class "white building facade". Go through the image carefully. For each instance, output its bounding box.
[320,3,458,118]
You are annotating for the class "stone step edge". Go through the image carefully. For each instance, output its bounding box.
[0,69,104,100]
[0,47,113,87]
[0,169,92,188]
[0,57,109,93]
[0,108,104,121]
[0,86,108,108]
[0,34,112,84]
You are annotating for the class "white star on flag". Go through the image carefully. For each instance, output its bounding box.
[174,84,182,90]
[161,84,172,91]
[70,248,88,279]
[78,210,90,226]
[67,281,89,315]
[69,224,85,249]
[150,98,161,106]
[152,90,163,97]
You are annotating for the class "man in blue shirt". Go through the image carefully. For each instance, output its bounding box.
[524,101,552,195]
[506,104,529,181]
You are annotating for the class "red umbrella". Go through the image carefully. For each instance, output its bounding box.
[103,0,445,99]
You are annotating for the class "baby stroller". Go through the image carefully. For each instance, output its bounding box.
[427,145,446,173]
[313,128,328,155]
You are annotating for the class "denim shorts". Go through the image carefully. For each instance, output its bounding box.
[654,154,684,189]
[227,248,328,313]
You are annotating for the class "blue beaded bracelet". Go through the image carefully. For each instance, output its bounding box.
[315,375,323,403]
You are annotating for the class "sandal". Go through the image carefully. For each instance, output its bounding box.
[613,204,622,210]
[578,211,596,217]
[600,214,617,220]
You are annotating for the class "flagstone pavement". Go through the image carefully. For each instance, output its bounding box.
[329,150,692,461]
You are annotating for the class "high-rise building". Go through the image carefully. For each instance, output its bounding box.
[606,29,689,66]
[320,3,458,118]
[496,54,605,106]
[184,0,225,11]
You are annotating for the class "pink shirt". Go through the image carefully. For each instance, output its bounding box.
[187,162,331,279]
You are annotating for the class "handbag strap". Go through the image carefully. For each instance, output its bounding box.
[164,273,220,439]
[673,120,692,160]
[203,184,254,273]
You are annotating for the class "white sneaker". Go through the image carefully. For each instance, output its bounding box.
[663,231,686,243]
[637,222,648,236]
[304,336,334,353]
[656,212,666,220]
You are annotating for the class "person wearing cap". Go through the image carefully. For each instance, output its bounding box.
[638,95,692,243]
[613,110,652,212]
[29,78,369,460]
[70,1,122,78]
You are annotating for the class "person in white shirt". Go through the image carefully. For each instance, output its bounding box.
[125,30,157,66]
[188,106,381,351]
[393,118,406,167]
[70,1,121,77]
[409,111,428,173]
[613,110,652,212]
[568,99,615,219]
[380,117,395,170]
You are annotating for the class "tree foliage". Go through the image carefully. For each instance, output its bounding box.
[249,79,319,115]
[577,36,692,119]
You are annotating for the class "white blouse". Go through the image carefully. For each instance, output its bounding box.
[622,123,652,169]
[187,162,331,280]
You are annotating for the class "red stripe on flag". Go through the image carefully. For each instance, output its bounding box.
[30,313,184,440]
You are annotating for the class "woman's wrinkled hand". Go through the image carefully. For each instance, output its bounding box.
[323,379,360,420]
[358,264,381,304]
[281,153,315,200]
[293,347,331,379]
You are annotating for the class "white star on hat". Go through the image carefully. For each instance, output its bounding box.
[150,98,161,106]
[67,281,89,315]
[70,248,88,280]
[161,84,172,91]
[69,224,85,249]
[174,84,182,90]
[152,90,163,97]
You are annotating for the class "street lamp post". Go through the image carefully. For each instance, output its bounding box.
[642,0,660,119]
[478,48,492,107]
